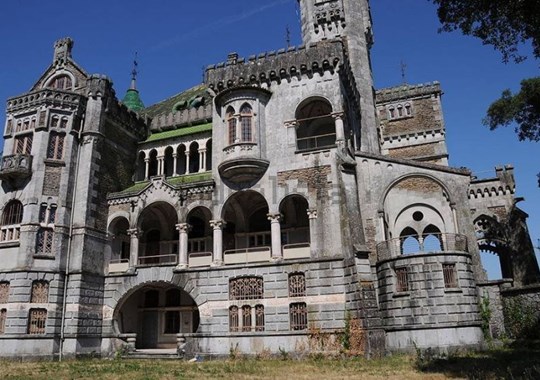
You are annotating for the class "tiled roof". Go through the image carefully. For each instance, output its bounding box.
[142,122,212,143]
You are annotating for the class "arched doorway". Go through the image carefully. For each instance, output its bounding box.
[114,282,199,349]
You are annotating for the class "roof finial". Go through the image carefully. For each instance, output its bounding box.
[130,52,139,90]
[400,60,407,84]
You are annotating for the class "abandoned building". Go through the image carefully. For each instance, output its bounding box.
[0,0,539,358]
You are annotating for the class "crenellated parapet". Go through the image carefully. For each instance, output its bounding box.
[376,82,441,104]
[469,165,516,199]
[205,40,345,92]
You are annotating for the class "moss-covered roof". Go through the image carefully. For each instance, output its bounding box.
[108,173,214,199]
[143,84,211,118]
[167,172,213,186]
[122,88,145,111]
[142,122,212,143]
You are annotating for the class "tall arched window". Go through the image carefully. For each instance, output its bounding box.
[227,107,237,145]
[2,200,23,226]
[240,103,253,142]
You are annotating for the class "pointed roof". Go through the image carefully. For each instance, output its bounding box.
[122,53,145,112]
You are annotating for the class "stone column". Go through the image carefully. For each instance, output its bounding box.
[267,213,283,261]
[199,148,207,172]
[307,209,318,257]
[333,113,345,142]
[144,158,150,180]
[157,156,164,176]
[172,153,178,176]
[210,220,225,266]
[127,228,141,270]
[185,151,191,174]
[176,223,190,269]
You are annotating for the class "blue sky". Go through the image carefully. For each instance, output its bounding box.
[0,0,538,277]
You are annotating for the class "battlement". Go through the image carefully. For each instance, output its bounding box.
[469,165,516,199]
[7,88,85,113]
[147,105,212,132]
[205,40,345,92]
[376,82,441,104]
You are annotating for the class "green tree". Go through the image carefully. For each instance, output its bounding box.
[431,0,540,181]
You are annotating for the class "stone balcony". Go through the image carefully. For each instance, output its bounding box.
[376,233,468,262]
[0,154,32,181]
[218,143,269,184]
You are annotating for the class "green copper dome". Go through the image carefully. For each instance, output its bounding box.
[123,88,145,112]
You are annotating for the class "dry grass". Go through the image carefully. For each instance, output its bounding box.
[2,344,540,380]
[1,355,440,380]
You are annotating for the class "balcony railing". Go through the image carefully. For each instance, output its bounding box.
[0,154,32,180]
[376,233,468,262]
[283,243,311,259]
[188,251,213,267]
[296,133,336,152]
[138,254,178,266]
[224,247,271,265]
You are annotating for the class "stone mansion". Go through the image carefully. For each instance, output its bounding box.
[0,0,538,358]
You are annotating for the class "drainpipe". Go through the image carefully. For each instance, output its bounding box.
[59,113,85,361]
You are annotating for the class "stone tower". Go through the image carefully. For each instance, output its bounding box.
[298,0,378,153]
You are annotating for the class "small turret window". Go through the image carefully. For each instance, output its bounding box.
[240,103,253,142]
[387,102,413,120]
[227,107,237,145]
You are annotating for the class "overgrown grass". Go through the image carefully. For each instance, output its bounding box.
[2,345,539,380]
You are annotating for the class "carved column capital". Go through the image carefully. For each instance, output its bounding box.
[267,213,282,222]
[307,209,318,220]
[209,219,226,229]
[127,228,141,238]
[175,223,191,233]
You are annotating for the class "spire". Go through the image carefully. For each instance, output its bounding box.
[122,52,145,112]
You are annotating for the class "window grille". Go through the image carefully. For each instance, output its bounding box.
[443,264,458,288]
[288,273,306,297]
[289,302,308,330]
[14,134,33,155]
[240,104,253,142]
[2,201,23,226]
[229,306,239,332]
[36,228,54,256]
[39,111,46,127]
[229,276,264,300]
[255,305,265,332]
[51,75,72,91]
[241,305,252,332]
[0,282,10,303]
[228,118,237,145]
[395,267,409,293]
[31,281,49,303]
[28,309,47,334]
[47,132,65,160]
[0,309,6,334]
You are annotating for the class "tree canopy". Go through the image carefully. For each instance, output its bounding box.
[432,0,540,63]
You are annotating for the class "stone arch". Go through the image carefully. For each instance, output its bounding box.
[186,206,213,254]
[137,202,179,265]
[108,216,130,262]
[112,279,200,349]
[279,194,310,245]
[221,190,270,251]
[136,151,146,181]
[43,70,77,90]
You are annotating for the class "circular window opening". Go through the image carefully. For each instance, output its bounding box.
[412,211,424,221]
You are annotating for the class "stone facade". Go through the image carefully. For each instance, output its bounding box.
[0,0,539,359]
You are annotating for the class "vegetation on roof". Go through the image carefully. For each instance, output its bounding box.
[143,123,212,143]
[110,181,150,197]
[168,172,213,186]
[143,84,211,118]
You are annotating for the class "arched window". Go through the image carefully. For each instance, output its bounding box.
[49,75,73,91]
[31,281,49,303]
[240,103,253,142]
[422,225,443,252]
[227,107,237,145]
[400,227,420,255]
[405,103,412,116]
[229,306,239,332]
[2,201,23,226]
[241,305,252,332]
[295,99,335,151]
